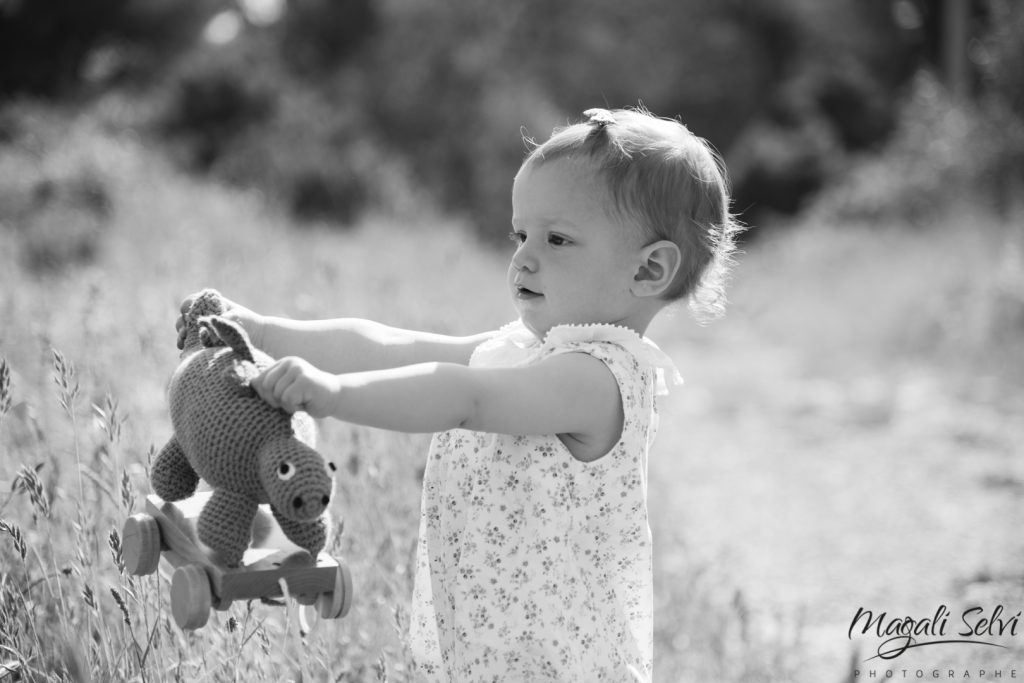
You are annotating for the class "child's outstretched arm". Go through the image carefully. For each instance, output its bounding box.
[258,317,494,373]
[176,292,494,372]
[251,353,623,460]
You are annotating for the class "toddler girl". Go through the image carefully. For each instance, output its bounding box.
[177,107,740,682]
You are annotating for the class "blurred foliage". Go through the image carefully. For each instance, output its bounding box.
[978,0,1024,116]
[1,0,1023,234]
[159,40,279,170]
[0,104,114,274]
[0,0,218,95]
[358,0,922,235]
[275,0,376,75]
[810,1,1024,224]
[809,71,1024,224]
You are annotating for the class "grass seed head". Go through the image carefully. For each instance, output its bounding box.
[92,394,126,444]
[0,358,12,421]
[108,528,124,575]
[109,587,131,626]
[51,349,80,419]
[0,519,27,562]
[119,469,135,511]
[13,465,50,520]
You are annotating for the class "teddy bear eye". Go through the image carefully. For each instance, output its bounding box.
[278,462,296,481]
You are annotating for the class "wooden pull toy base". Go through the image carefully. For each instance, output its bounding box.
[121,493,353,630]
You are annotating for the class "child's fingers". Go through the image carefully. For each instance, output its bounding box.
[175,313,187,349]
[254,358,305,411]
[277,383,308,415]
[175,295,196,349]
[252,363,284,408]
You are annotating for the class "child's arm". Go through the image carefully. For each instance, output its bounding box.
[258,317,495,373]
[251,352,623,458]
[176,293,494,371]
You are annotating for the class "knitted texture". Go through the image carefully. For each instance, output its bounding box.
[151,289,336,567]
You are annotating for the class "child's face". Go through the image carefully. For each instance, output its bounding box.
[509,159,644,339]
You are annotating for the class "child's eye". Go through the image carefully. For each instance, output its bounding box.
[547,234,569,246]
[508,231,526,245]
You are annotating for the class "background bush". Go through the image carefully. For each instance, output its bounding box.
[11,0,1013,235]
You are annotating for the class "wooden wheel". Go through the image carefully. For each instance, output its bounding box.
[316,563,353,619]
[171,565,212,630]
[121,514,161,576]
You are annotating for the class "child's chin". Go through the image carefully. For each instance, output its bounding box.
[518,316,547,340]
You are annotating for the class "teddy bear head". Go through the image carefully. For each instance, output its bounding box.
[257,436,337,521]
[180,288,228,355]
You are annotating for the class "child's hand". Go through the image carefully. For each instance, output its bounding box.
[175,292,265,350]
[251,357,339,419]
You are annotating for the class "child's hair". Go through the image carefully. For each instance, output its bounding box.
[521,106,743,321]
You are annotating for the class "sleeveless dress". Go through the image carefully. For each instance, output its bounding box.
[408,320,682,682]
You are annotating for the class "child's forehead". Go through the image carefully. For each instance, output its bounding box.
[515,156,601,192]
[512,159,642,242]
[513,158,605,209]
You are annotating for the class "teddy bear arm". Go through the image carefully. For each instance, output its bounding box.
[271,506,328,558]
[197,489,258,568]
[151,436,199,502]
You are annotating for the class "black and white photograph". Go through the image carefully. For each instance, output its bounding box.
[1,1,1022,681]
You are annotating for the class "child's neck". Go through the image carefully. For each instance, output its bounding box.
[550,306,660,339]
[617,302,661,337]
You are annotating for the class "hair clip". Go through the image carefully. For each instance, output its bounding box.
[583,108,616,128]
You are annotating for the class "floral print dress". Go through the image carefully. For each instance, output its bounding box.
[409,321,682,682]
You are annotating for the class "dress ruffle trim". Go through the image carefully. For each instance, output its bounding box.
[472,319,684,395]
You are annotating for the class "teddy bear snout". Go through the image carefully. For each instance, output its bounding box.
[291,492,331,516]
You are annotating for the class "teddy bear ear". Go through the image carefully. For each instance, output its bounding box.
[198,317,227,349]
[205,316,258,363]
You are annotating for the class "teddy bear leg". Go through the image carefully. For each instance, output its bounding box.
[151,437,199,502]
[271,506,328,559]
[198,489,257,568]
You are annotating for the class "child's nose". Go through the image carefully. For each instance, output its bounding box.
[511,243,538,272]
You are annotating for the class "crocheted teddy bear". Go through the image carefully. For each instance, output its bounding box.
[151,289,336,567]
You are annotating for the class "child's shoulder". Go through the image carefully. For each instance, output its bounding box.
[544,323,683,396]
[474,320,683,394]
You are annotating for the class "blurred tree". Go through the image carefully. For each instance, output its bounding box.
[362,0,936,235]
[0,0,128,96]
[979,0,1024,114]
[158,40,279,170]
[0,0,217,98]
[13,0,1008,234]
[273,0,376,75]
[722,0,927,227]
[363,0,801,238]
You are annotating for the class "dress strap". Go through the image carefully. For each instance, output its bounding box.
[542,323,683,395]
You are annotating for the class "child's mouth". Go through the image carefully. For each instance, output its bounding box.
[515,285,542,300]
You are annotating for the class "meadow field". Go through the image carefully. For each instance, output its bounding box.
[1,103,1023,682]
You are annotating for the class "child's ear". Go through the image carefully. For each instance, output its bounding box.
[631,240,681,298]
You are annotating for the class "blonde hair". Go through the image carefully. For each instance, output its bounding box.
[521,107,743,321]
